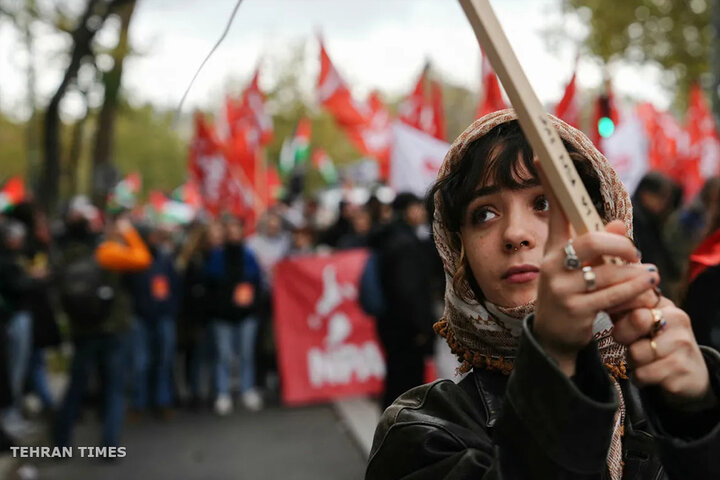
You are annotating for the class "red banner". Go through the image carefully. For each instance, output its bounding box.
[273,250,385,405]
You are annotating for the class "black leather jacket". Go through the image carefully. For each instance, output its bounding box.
[367,316,720,479]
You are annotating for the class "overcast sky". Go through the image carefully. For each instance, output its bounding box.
[0,0,671,122]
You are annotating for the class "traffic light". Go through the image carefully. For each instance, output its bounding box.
[597,95,615,138]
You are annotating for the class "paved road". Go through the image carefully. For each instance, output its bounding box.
[24,404,366,480]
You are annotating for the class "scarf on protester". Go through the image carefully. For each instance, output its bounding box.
[432,109,633,480]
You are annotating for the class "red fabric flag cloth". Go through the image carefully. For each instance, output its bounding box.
[315,40,391,179]
[636,103,683,176]
[430,80,446,141]
[225,120,261,190]
[148,190,166,211]
[398,64,445,141]
[554,68,580,128]
[189,112,231,216]
[398,64,428,130]
[352,91,392,180]
[689,228,720,283]
[2,177,26,205]
[263,166,282,207]
[637,102,702,201]
[222,67,273,147]
[685,83,720,200]
[317,39,368,128]
[476,51,507,118]
[241,67,274,145]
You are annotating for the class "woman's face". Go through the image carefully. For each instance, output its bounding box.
[459,172,549,308]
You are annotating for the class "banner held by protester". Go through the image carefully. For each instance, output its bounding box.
[273,249,385,406]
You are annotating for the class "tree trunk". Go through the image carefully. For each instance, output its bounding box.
[23,0,41,192]
[66,101,89,197]
[91,0,137,207]
[40,0,129,213]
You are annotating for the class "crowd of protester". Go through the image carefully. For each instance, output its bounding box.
[1,171,720,456]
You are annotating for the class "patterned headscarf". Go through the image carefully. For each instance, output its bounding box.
[432,109,633,480]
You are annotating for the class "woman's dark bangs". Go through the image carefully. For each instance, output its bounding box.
[479,137,539,192]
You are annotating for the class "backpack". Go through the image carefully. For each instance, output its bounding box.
[358,251,387,317]
[59,243,115,327]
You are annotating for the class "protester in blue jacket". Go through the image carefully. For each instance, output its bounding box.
[129,226,181,418]
[203,218,263,415]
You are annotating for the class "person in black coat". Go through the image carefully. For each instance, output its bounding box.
[371,192,443,409]
[632,173,681,298]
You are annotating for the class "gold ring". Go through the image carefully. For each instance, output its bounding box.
[649,338,658,360]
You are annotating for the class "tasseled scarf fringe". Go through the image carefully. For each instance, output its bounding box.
[434,317,629,380]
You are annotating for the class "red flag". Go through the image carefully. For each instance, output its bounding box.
[476,51,507,118]
[637,102,695,198]
[241,67,274,145]
[189,112,246,216]
[554,64,580,128]
[689,228,720,282]
[2,177,26,205]
[263,166,282,207]
[225,120,261,188]
[430,80,446,141]
[351,91,392,180]
[685,83,720,200]
[398,65,445,141]
[148,190,167,211]
[316,39,391,179]
[317,38,368,128]
[398,64,428,130]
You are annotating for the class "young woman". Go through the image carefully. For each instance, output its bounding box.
[366,110,720,479]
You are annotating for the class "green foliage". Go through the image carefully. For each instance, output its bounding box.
[113,103,187,195]
[0,115,28,180]
[563,0,711,106]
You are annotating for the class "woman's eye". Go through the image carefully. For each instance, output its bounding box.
[534,196,549,212]
[471,208,497,225]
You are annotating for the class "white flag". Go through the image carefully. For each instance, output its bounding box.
[601,114,649,195]
[390,121,450,198]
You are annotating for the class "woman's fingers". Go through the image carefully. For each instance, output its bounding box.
[627,325,684,366]
[624,305,710,400]
[580,269,658,313]
[605,288,660,315]
[604,220,628,237]
[570,230,640,266]
[553,263,657,296]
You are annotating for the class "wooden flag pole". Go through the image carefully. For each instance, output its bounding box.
[459,0,604,235]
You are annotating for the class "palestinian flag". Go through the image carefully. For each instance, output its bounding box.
[0,177,26,212]
[312,148,339,184]
[107,172,142,211]
[279,117,313,177]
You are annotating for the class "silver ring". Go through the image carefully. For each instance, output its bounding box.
[563,239,581,270]
[650,308,667,337]
[582,266,597,292]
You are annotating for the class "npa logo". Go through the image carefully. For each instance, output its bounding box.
[306,264,385,388]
